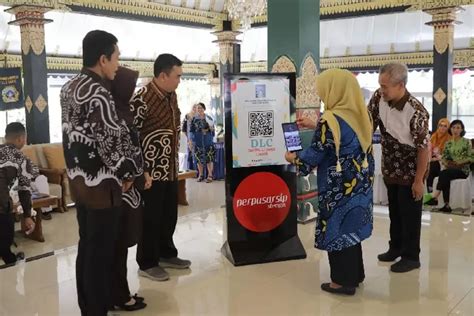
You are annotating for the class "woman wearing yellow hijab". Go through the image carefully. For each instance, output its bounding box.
[286,69,374,296]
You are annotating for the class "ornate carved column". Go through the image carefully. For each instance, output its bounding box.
[268,0,320,223]
[212,21,241,126]
[425,6,462,132]
[6,5,52,144]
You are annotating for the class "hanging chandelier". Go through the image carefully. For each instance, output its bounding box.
[226,0,267,30]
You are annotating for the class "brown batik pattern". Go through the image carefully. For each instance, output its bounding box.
[368,89,429,186]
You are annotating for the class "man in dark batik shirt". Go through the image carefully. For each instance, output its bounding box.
[61,30,142,316]
[0,122,37,264]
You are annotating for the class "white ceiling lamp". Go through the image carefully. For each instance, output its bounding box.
[226,0,266,30]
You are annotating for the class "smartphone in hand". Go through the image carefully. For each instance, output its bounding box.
[282,122,303,152]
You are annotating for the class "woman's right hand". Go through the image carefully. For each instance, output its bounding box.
[296,117,317,130]
[144,172,153,190]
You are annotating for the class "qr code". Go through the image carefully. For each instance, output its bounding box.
[249,111,274,137]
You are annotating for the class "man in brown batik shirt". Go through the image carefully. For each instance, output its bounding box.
[368,63,430,273]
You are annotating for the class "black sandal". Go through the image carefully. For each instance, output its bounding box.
[114,297,147,312]
[321,283,355,295]
[132,293,144,303]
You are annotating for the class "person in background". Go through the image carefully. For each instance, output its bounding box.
[190,102,215,183]
[368,62,430,273]
[426,118,451,193]
[425,120,473,213]
[31,175,53,220]
[182,104,197,170]
[0,122,37,265]
[286,69,374,296]
[109,66,147,312]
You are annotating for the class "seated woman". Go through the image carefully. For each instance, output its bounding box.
[190,103,215,183]
[427,120,473,212]
[426,118,450,193]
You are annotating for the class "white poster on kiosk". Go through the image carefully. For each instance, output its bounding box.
[230,78,290,168]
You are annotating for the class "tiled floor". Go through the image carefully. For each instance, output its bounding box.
[1,180,473,316]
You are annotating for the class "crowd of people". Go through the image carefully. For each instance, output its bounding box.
[0,28,472,315]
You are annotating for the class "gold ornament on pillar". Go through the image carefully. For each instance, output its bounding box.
[296,55,320,108]
[25,96,33,113]
[6,5,53,55]
[271,56,296,73]
[433,25,455,54]
[34,94,48,113]
[433,87,447,105]
[212,30,241,65]
[425,6,462,55]
[20,24,46,55]
[219,42,234,65]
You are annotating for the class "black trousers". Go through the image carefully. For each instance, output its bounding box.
[426,161,441,191]
[0,213,16,264]
[385,183,422,262]
[436,169,468,203]
[110,208,131,306]
[328,243,364,287]
[76,205,121,316]
[137,180,178,271]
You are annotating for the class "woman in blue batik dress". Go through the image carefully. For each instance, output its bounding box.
[190,102,215,182]
[285,69,374,296]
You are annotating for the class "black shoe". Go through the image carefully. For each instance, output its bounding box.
[390,259,420,273]
[321,283,355,296]
[377,250,401,262]
[113,299,147,312]
[425,198,438,206]
[440,205,452,213]
[41,212,52,220]
[1,251,25,266]
[131,293,144,303]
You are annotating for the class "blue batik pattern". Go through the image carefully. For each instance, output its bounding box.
[297,116,374,252]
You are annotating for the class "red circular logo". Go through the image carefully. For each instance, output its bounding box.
[233,172,291,233]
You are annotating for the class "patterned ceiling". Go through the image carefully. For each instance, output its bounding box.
[0,3,471,63]
[149,0,227,12]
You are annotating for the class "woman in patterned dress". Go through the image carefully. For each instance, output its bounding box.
[285,69,374,296]
[190,103,215,182]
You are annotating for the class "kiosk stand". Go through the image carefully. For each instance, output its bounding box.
[222,73,306,266]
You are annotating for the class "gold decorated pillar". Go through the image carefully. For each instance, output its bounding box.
[6,5,52,144]
[425,6,462,132]
[212,21,241,126]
